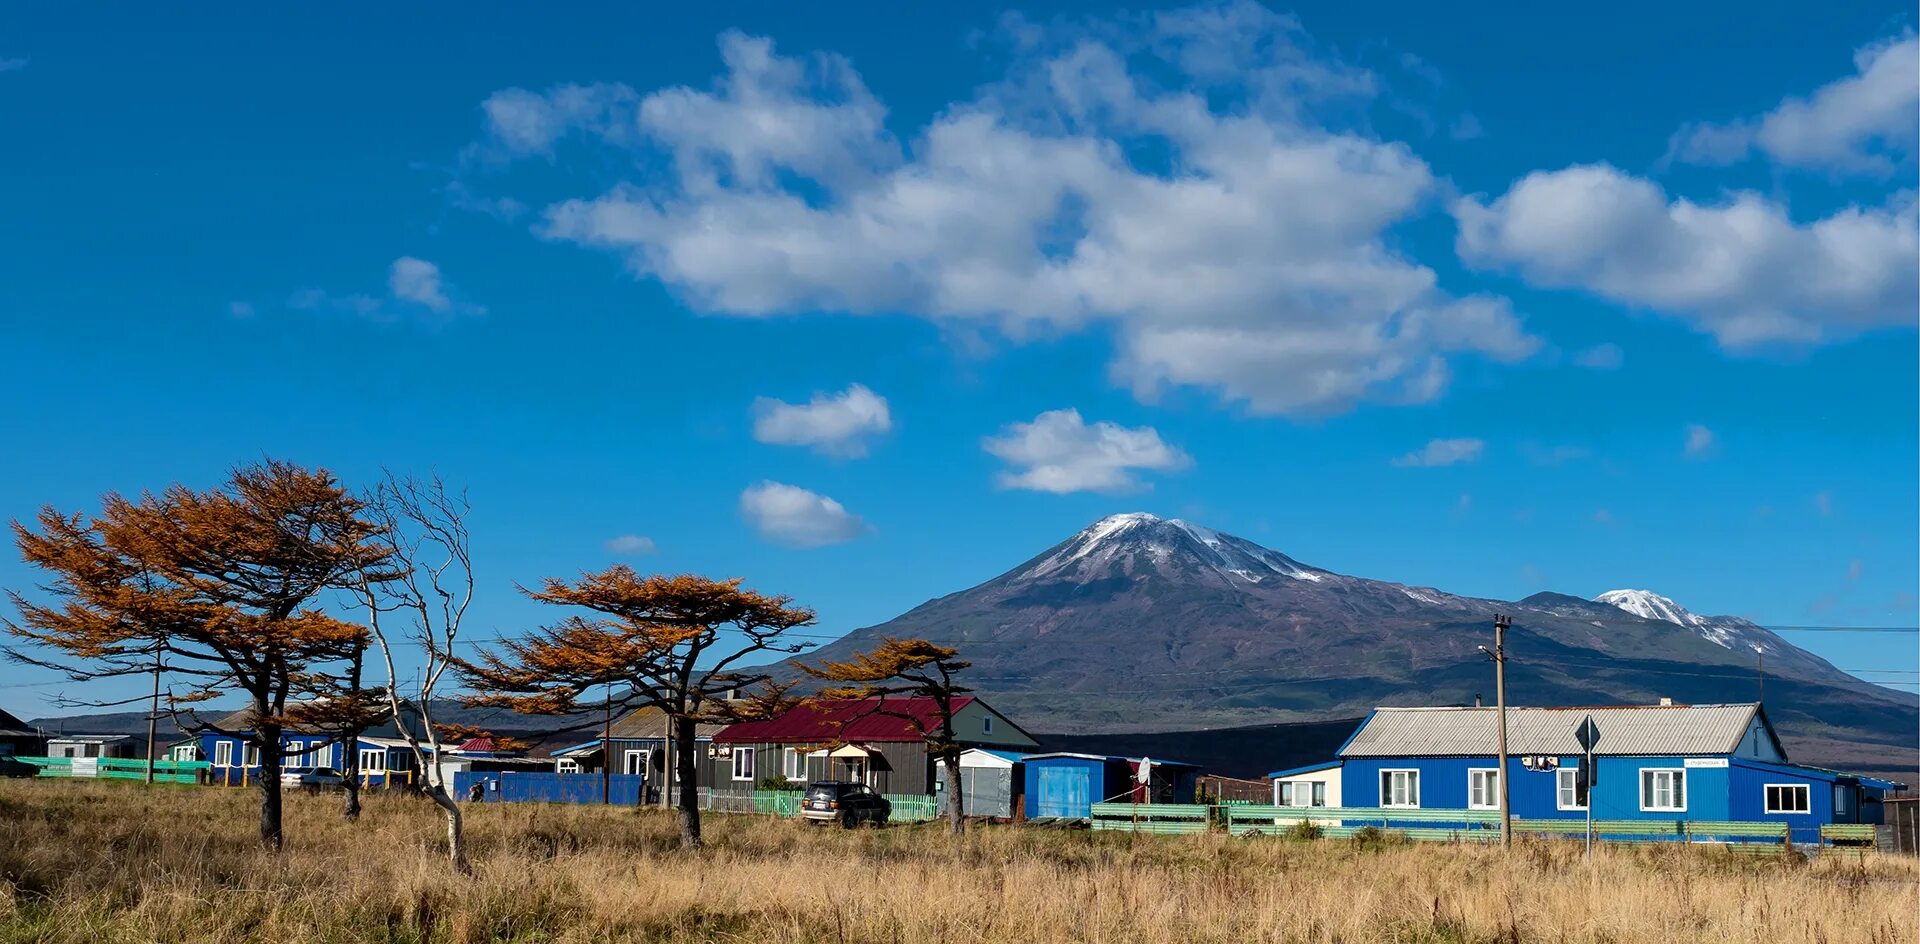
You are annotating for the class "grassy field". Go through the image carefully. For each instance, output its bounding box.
[1,779,1914,943]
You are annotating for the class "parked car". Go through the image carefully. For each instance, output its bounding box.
[0,755,38,778]
[800,780,891,828]
[281,767,346,790]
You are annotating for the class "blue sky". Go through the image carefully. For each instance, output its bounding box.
[2,1,1916,717]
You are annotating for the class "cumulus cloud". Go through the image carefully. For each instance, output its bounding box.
[1392,437,1484,468]
[389,257,453,312]
[1454,164,1916,348]
[982,409,1189,494]
[605,534,657,555]
[751,384,891,457]
[480,5,1536,415]
[1668,34,1917,175]
[739,481,870,547]
[1684,423,1716,459]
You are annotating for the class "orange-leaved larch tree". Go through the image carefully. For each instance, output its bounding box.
[3,460,393,849]
[802,637,974,835]
[463,569,815,849]
[354,474,479,875]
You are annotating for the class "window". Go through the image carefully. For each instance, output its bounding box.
[982,716,994,735]
[1764,784,1810,814]
[732,747,756,782]
[1556,768,1586,810]
[1380,769,1420,808]
[303,741,331,769]
[556,758,581,774]
[214,741,233,767]
[1312,782,1327,807]
[783,748,806,781]
[1640,769,1685,812]
[1468,769,1500,810]
[624,750,648,776]
[359,749,385,773]
[243,744,260,767]
[1277,781,1328,807]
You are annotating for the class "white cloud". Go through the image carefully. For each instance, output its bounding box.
[1572,343,1623,370]
[491,6,1535,416]
[751,384,891,457]
[0,57,25,73]
[982,409,1189,494]
[738,481,870,547]
[1454,164,1917,348]
[605,534,657,555]
[1684,423,1716,459]
[478,84,639,158]
[1392,437,1484,468]
[1668,34,1917,175]
[389,257,452,312]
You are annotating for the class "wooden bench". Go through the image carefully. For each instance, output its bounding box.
[1686,821,1789,845]
[1819,824,1876,847]
[1089,802,1211,835]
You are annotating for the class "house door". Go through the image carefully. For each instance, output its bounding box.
[1037,767,1092,818]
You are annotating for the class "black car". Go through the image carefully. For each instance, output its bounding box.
[800,780,891,828]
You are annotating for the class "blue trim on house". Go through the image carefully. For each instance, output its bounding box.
[1267,760,1342,779]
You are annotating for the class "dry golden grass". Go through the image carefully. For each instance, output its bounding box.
[1,778,1915,943]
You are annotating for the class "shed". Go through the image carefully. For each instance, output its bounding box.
[953,748,1029,819]
[1021,753,1200,819]
[45,734,143,760]
[0,708,44,758]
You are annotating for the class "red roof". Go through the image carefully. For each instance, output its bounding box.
[714,697,977,744]
[457,738,498,753]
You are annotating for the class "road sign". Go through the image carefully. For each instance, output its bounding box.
[1574,716,1601,753]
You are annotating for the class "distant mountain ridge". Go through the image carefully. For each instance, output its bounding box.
[786,513,1916,770]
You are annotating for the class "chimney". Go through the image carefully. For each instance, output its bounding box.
[1658,697,1673,706]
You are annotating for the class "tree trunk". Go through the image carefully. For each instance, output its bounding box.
[942,750,966,836]
[673,715,702,849]
[256,720,285,851]
[341,730,362,822]
[427,784,472,876]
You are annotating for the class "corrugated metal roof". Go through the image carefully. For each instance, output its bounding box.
[715,697,978,744]
[1338,704,1766,758]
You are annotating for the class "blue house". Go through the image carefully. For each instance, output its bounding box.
[1022,753,1200,819]
[200,706,429,788]
[1272,702,1902,843]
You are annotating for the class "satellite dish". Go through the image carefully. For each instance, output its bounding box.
[1136,757,1155,785]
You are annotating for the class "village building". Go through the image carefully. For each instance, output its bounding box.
[548,705,722,787]
[1274,702,1903,843]
[1022,753,1201,819]
[199,706,427,787]
[44,733,144,760]
[709,697,1038,796]
[0,708,45,758]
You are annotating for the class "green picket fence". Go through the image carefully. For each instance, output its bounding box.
[15,756,210,785]
[738,790,937,822]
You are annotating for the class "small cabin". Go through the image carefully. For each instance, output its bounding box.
[1022,753,1200,819]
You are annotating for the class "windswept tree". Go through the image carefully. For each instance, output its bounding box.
[355,474,478,875]
[4,460,393,849]
[287,637,386,823]
[803,637,974,835]
[464,570,815,848]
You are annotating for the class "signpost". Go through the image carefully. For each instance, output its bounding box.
[1575,716,1601,857]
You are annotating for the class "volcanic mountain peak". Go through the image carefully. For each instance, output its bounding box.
[1594,588,1773,653]
[1018,512,1326,585]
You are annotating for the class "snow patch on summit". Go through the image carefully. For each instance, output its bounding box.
[1022,512,1325,584]
[1594,589,1775,654]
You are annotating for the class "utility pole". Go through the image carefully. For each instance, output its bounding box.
[1493,614,1512,849]
[1757,649,1764,705]
[144,642,163,785]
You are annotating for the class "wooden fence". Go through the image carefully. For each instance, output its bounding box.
[14,756,209,785]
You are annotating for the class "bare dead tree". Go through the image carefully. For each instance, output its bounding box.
[357,474,475,875]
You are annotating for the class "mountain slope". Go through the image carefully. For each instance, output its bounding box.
[793,514,1916,768]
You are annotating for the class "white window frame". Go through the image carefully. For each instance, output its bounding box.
[243,743,261,767]
[982,715,994,735]
[1311,781,1327,807]
[624,749,648,776]
[1380,769,1420,808]
[731,747,756,782]
[556,758,581,774]
[1763,783,1810,815]
[1556,767,1587,811]
[1639,768,1686,812]
[782,748,806,781]
[213,741,233,767]
[1467,768,1500,810]
[359,748,386,774]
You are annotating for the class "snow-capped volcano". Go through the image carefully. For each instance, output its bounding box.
[1595,589,1775,653]
[1018,512,1329,584]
